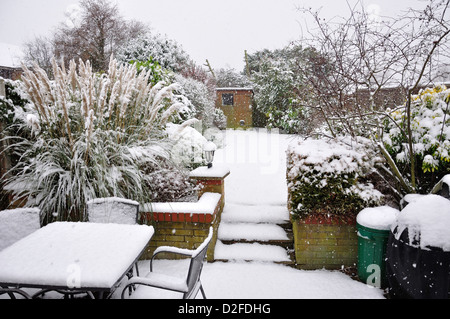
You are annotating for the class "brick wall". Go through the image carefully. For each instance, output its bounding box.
[140,192,222,262]
[293,217,358,270]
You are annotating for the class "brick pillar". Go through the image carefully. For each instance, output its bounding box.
[189,165,230,262]
[189,165,230,215]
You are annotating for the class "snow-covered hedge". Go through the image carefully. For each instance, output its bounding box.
[287,137,383,221]
[383,85,450,193]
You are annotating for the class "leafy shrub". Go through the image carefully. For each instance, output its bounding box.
[3,58,189,223]
[383,85,450,193]
[287,137,383,222]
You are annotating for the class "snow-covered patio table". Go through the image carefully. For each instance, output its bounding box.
[0,222,154,299]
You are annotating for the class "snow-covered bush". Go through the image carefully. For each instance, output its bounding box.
[212,108,227,130]
[383,85,450,193]
[117,33,190,73]
[0,78,30,210]
[248,45,314,134]
[287,137,383,221]
[166,123,208,170]
[145,162,197,203]
[173,73,216,130]
[215,68,252,88]
[3,58,189,223]
[203,126,225,149]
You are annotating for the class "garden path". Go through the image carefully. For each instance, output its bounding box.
[212,129,297,263]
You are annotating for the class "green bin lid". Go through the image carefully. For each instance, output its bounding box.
[357,206,398,231]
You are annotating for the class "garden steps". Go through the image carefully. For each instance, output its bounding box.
[220,203,290,224]
[214,203,295,266]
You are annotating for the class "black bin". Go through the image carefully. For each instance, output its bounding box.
[386,195,450,299]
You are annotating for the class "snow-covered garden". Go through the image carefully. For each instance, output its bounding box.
[1,0,450,301]
[115,129,387,299]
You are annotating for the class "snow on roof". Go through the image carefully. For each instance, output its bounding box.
[216,87,253,91]
[0,43,24,68]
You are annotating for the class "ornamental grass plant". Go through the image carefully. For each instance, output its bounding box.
[3,57,189,223]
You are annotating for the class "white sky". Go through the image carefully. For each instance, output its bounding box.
[0,0,427,71]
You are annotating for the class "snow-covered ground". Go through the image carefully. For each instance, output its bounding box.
[119,129,386,299]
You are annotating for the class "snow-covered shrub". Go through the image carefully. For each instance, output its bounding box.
[0,79,28,125]
[0,78,30,210]
[173,73,216,130]
[383,85,450,193]
[203,126,225,149]
[117,33,190,73]
[166,123,208,170]
[128,57,167,85]
[3,58,188,223]
[145,164,197,203]
[248,45,314,134]
[212,108,227,130]
[215,68,252,88]
[287,137,383,221]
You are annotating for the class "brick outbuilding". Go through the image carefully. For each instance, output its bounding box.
[216,88,253,129]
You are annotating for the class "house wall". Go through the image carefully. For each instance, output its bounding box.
[0,66,22,81]
[216,89,253,129]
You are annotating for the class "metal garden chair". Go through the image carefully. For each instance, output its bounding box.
[86,197,140,225]
[0,207,41,252]
[0,207,41,299]
[121,227,213,299]
[86,197,142,290]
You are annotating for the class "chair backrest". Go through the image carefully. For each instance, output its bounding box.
[86,197,139,224]
[0,207,41,251]
[184,227,213,298]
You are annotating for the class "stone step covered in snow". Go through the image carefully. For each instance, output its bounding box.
[214,240,291,263]
[215,201,295,264]
[218,223,289,242]
[220,204,289,224]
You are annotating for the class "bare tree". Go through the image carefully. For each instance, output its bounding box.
[54,0,148,71]
[24,0,148,73]
[23,36,54,76]
[295,0,450,194]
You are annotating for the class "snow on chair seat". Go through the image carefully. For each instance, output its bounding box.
[0,207,41,251]
[121,227,213,299]
[86,197,140,224]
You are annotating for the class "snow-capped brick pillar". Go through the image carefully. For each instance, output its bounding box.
[140,192,223,262]
[292,216,358,270]
[189,165,230,215]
